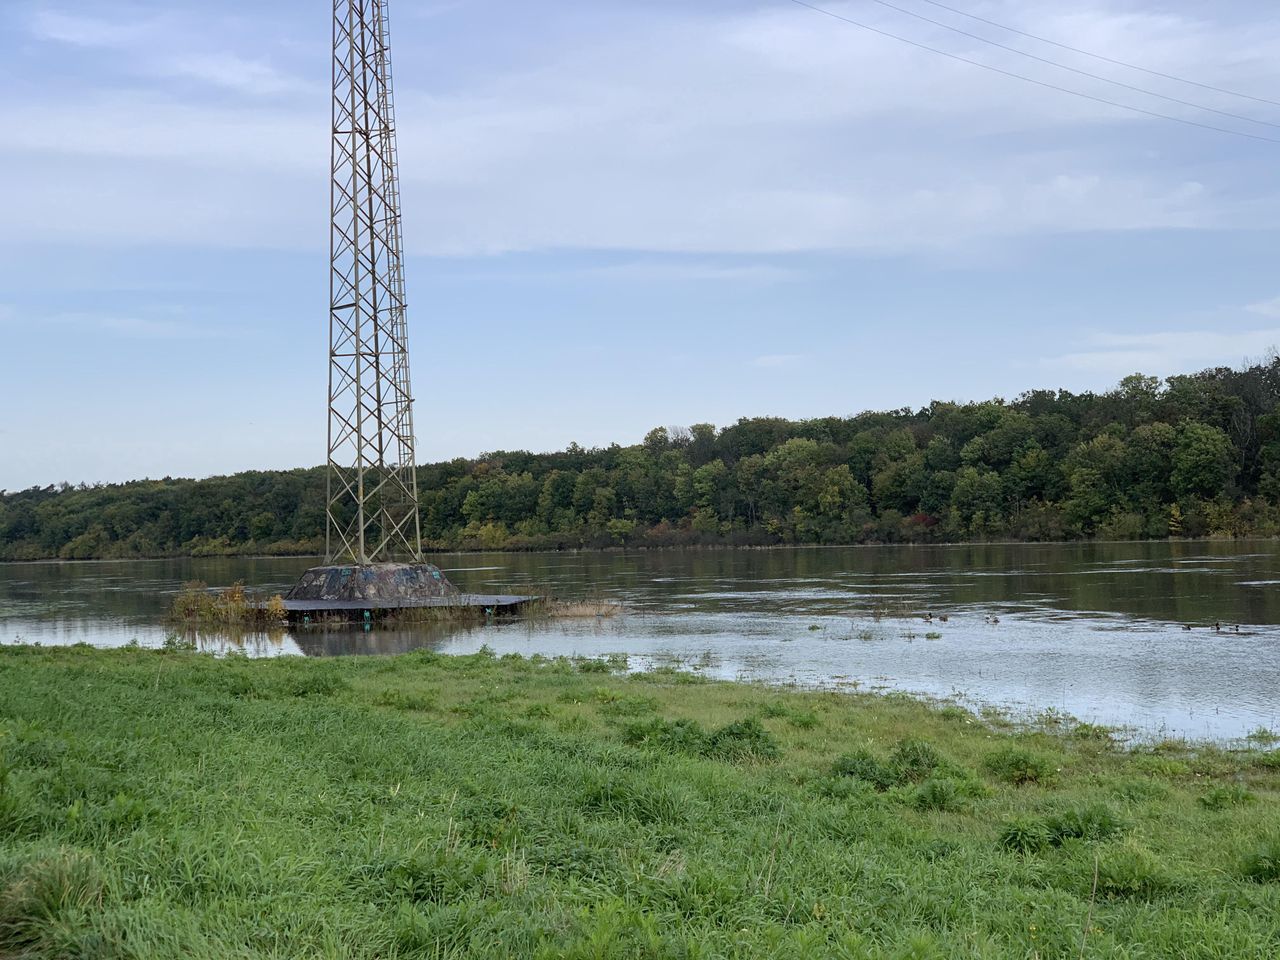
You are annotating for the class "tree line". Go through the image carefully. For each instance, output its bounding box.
[5,361,1280,561]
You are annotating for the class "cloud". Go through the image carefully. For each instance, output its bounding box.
[159,53,309,95]
[1246,296,1280,319]
[576,261,800,283]
[29,9,155,48]
[751,354,806,369]
[40,312,218,340]
[1046,328,1280,377]
[2,1,1279,255]
[27,7,308,97]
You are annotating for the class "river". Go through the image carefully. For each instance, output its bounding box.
[2,541,1278,741]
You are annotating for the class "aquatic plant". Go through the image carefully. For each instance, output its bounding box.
[169,581,287,627]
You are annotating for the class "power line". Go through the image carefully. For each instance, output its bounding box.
[859,0,1280,130]
[911,0,1280,110]
[786,0,1280,144]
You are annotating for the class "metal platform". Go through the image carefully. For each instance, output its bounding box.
[283,594,536,615]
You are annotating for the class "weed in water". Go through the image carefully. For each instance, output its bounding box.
[1071,722,1116,744]
[1244,727,1279,746]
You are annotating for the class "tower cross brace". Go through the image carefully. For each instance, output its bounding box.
[326,0,422,564]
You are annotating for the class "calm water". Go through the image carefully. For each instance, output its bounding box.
[2,542,1279,741]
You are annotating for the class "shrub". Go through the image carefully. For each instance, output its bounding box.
[889,739,943,784]
[1132,756,1190,778]
[1199,785,1256,811]
[1045,803,1129,845]
[0,848,103,951]
[623,718,709,756]
[786,710,819,730]
[831,749,897,790]
[1094,842,1175,900]
[911,777,964,812]
[707,718,779,762]
[998,818,1052,854]
[1110,779,1169,803]
[1252,751,1280,771]
[982,747,1056,786]
[1241,838,1280,883]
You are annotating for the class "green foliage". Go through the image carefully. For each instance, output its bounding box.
[0,848,103,952]
[10,363,1280,558]
[622,716,778,763]
[1044,803,1130,845]
[1241,838,1280,883]
[1,645,1279,958]
[1200,785,1257,811]
[705,718,780,762]
[889,738,944,783]
[1094,842,1176,900]
[910,777,965,812]
[997,818,1052,854]
[982,747,1057,786]
[831,748,898,790]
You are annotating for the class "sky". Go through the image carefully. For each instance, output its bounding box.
[2,0,1280,491]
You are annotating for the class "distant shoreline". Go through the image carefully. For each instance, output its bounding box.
[2,535,1276,566]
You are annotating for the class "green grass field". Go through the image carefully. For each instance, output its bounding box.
[1,644,1277,959]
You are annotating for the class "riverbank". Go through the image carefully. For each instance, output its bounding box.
[1,645,1277,958]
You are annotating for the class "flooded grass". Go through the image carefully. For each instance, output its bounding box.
[168,581,286,628]
[0,644,1277,958]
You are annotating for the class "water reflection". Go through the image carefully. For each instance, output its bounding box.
[2,542,1279,741]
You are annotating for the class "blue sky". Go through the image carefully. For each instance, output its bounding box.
[3,0,1280,490]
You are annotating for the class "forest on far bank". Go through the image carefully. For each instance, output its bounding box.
[5,361,1280,561]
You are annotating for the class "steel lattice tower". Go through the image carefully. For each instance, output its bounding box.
[326,0,422,564]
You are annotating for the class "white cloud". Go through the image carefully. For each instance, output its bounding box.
[160,53,309,96]
[27,7,308,97]
[1046,328,1280,377]
[30,312,219,339]
[1246,296,1280,318]
[751,354,806,368]
[29,9,156,48]
[2,1,1279,255]
[576,262,800,283]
